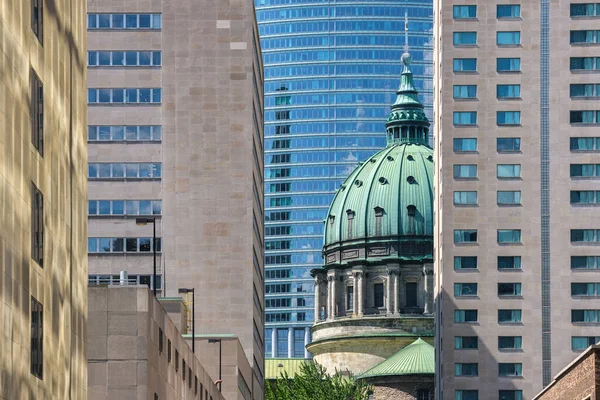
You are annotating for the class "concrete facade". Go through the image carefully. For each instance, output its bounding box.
[533,344,600,400]
[434,1,600,399]
[0,0,88,398]
[86,0,265,395]
[88,285,224,400]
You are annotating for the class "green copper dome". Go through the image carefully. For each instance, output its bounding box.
[356,338,434,379]
[323,52,433,250]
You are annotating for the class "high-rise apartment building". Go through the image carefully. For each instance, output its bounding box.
[0,0,88,398]
[86,0,265,394]
[434,2,600,399]
[255,0,434,358]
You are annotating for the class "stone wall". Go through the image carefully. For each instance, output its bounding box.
[535,351,598,400]
[369,376,434,400]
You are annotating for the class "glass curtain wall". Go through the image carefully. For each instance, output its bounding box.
[256,0,433,358]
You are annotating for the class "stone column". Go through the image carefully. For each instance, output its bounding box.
[393,271,400,314]
[356,271,364,316]
[352,272,359,316]
[327,276,333,320]
[304,327,310,358]
[314,275,322,321]
[423,265,434,314]
[288,328,293,358]
[271,328,276,357]
[386,269,393,315]
[331,274,337,318]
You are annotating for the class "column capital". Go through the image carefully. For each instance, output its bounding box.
[352,271,364,279]
[327,275,335,282]
[386,268,400,276]
[422,266,434,276]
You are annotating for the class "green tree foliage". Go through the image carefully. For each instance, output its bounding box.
[266,362,372,400]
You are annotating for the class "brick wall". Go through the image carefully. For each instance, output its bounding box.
[536,352,596,400]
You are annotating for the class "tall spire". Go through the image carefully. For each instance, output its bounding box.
[384,13,430,146]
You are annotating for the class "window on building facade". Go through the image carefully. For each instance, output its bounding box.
[499,363,522,376]
[453,5,477,18]
[30,69,44,154]
[453,58,477,72]
[159,328,163,353]
[454,191,477,205]
[570,137,600,150]
[570,30,600,44]
[455,363,478,376]
[571,229,600,242]
[31,0,43,42]
[175,350,179,371]
[497,191,521,205]
[453,138,478,152]
[453,85,477,99]
[417,389,431,400]
[88,125,162,141]
[168,340,171,361]
[570,84,600,98]
[454,309,478,323]
[498,256,522,270]
[454,256,478,270]
[31,184,44,266]
[497,31,521,45]
[497,111,521,125]
[88,88,162,104]
[571,3,600,16]
[347,286,354,311]
[498,336,522,350]
[571,57,600,71]
[497,5,521,18]
[406,282,418,307]
[88,200,162,216]
[88,163,162,179]
[88,237,161,253]
[572,256,600,269]
[294,328,304,357]
[277,328,288,357]
[31,296,43,379]
[453,164,477,178]
[455,336,478,349]
[497,138,521,152]
[497,164,521,178]
[497,229,521,243]
[454,283,478,297]
[572,336,600,350]
[571,164,600,177]
[572,309,600,323]
[453,112,477,125]
[498,309,522,323]
[88,51,162,66]
[572,283,600,296]
[454,32,477,46]
[454,230,477,243]
[497,58,521,72]
[87,13,162,29]
[499,390,523,400]
[374,283,384,308]
[455,390,478,400]
[498,283,522,296]
[497,84,521,99]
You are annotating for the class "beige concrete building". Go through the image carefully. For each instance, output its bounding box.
[0,0,88,398]
[88,285,226,400]
[434,1,600,399]
[86,0,265,396]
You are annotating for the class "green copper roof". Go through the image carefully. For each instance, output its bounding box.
[323,51,433,249]
[265,358,311,380]
[323,143,434,247]
[356,338,434,380]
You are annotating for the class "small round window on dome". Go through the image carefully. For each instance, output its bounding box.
[407,155,415,161]
[378,177,388,184]
[407,205,417,216]
[427,155,433,161]
[407,176,416,184]
[387,155,394,161]
[370,158,377,163]
[354,180,363,187]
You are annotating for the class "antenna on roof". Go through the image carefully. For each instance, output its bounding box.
[404,11,409,53]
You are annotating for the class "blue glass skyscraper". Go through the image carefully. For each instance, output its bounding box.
[256,0,433,358]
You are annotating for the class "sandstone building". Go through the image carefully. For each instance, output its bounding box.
[0,0,88,398]
[307,51,435,400]
[85,0,265,395]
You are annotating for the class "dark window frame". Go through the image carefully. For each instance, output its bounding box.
[31,0,43,43]
[30,69,44,155]
[31,296,43,379]
[31,183,44,266]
